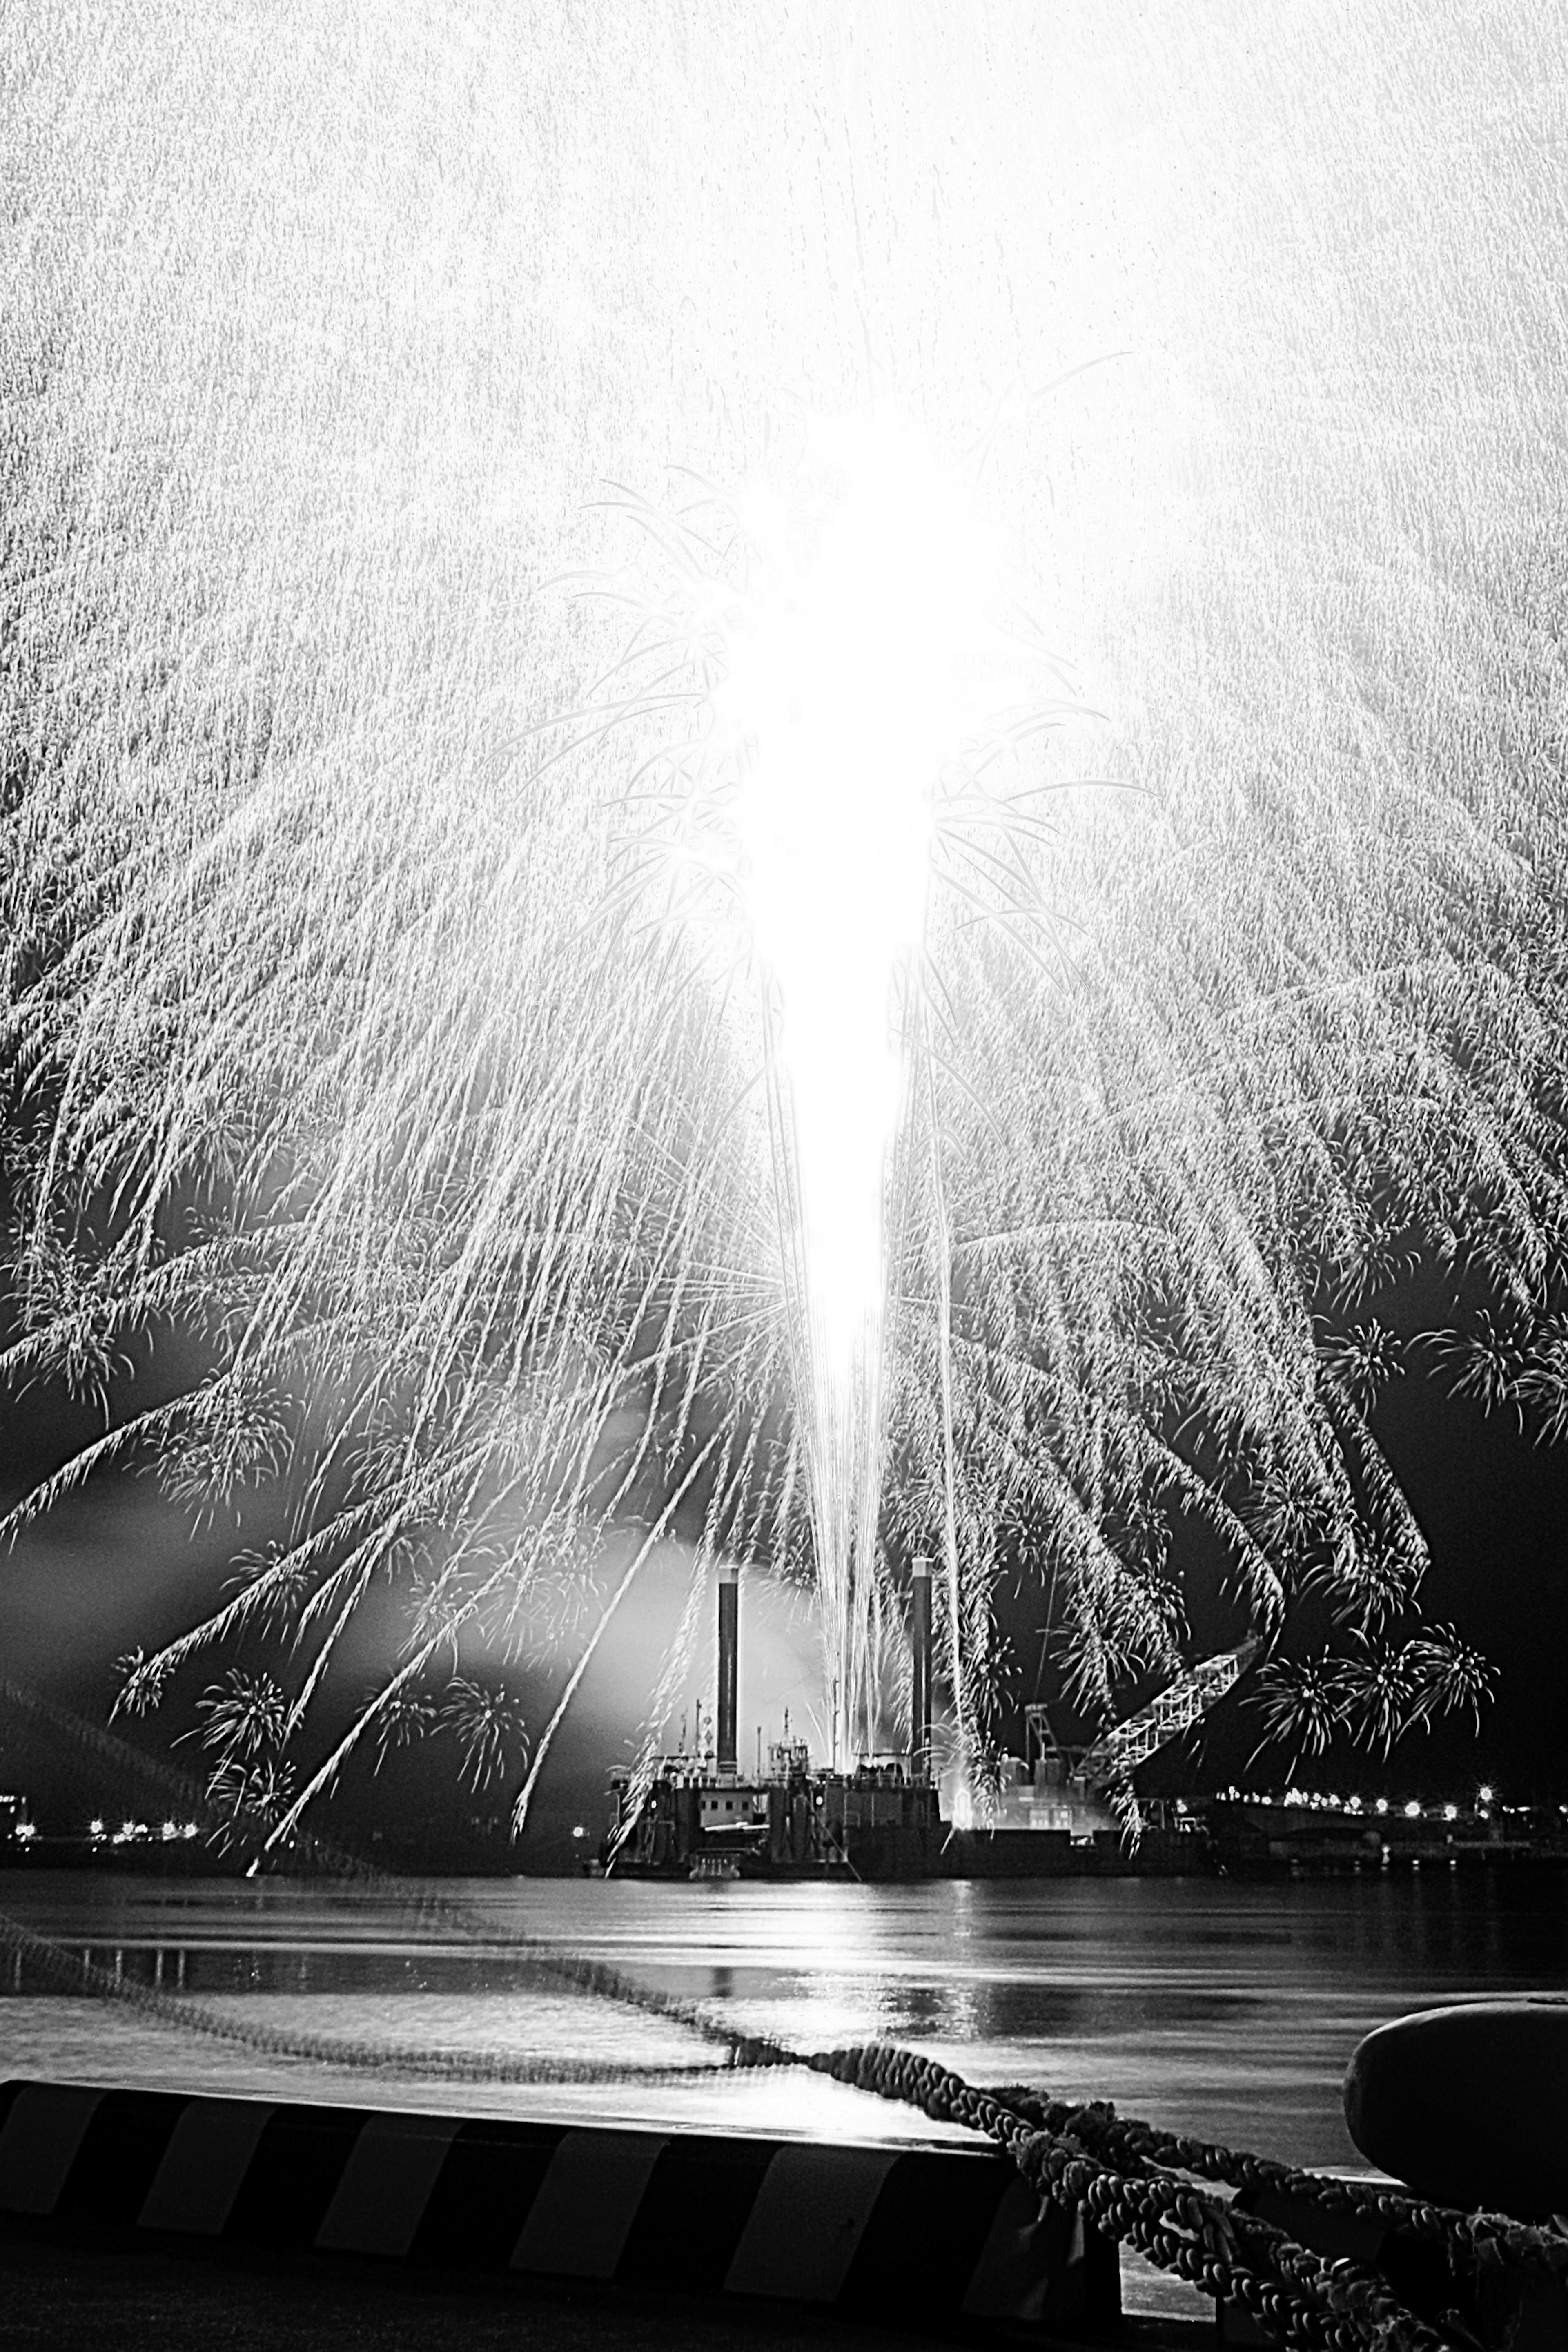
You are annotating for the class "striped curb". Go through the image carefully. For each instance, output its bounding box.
[0,2078,1121,2329]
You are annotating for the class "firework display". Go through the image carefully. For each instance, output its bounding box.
[2,4,1562,1836]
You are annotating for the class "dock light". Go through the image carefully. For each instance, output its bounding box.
[14,1820,36,1842]
[89,1817,105,1837]
[1443,1804,1457,1821]
[1374,1799,1388,1815]
[161,1819,178,1839]
[571,1824,586,1839]
[1479,1784,1494,1804]
[1404,1801,1421,1819]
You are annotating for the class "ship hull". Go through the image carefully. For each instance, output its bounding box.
[592,1824,1214,1880]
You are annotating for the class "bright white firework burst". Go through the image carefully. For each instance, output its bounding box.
[2,2,1564,1834]
[592,412,1075,1770]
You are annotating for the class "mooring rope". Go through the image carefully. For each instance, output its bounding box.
[0,1910,744,2089]
[0,1672,792,2076]
[7,1898,1552,2352]
[984,2078,1568,2276]
[2,1673,1557,2346]
[802,2044,1459,2352]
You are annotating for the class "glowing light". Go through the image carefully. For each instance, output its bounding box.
[4,7,1565,1838]
[719,417,1021,1758]
[1403,1801,1421,1819]
[1479,1784,1494,1804]
[718,417,996,1380]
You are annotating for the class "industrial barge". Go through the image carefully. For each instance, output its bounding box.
[592,1558,1257,1879]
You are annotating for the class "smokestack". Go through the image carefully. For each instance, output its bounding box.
[717,1561,739,1777]
[909,1556,932,1783]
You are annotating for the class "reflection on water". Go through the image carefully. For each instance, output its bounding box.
[2,1868,1566,2162]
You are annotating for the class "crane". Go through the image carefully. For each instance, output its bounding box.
[1076,1636,1264,1790]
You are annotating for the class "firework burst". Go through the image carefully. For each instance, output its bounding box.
[577,410,1087,1770]
[3,3,1566,1831]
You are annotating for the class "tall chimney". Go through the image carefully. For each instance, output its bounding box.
[909,1556,932,1783]
[717,1561,739,1777]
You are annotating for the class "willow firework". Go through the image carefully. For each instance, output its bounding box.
[2,2,1564,1828]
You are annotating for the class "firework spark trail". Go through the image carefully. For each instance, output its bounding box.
[655,412,1043,1765]
[0,2,1565,1808]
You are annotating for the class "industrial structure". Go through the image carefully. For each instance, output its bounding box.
[989,1640,1263,1837]
[600,1559,944,1879]
[597,1563,1258,1879]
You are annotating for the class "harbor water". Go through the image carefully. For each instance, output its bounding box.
[4,1866,1566,2162]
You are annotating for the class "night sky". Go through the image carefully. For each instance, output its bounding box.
[5,5,1568,1864]
[3,1309,1566,1863]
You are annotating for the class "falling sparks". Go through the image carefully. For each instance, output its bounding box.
[615,411,1047,1763]
[2,4,1568,1827]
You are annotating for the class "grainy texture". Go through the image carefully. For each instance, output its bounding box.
[0,2225,949,2352]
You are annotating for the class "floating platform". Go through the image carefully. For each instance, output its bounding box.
[599,1753,1213,1881]
[597,1562,1238,1882]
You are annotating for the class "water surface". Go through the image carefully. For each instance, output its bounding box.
[5,1866,1566,2164]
